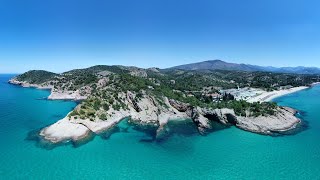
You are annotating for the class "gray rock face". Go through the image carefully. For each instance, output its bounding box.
[9,68,306,145]
[186,107,204,133]
[202,108,236,125]
[127,91,142,112]
[194,106,300,135]
[10,77,303,143]
[168,99,189,112]
[127,96,302,136]
[235,107,300,135]
[8,79,53,90]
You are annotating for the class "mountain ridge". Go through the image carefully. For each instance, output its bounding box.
[170,60,320,74]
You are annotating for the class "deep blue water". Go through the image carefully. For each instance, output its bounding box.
[1,74,320,179]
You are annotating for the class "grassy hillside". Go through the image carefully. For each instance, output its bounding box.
[15,70,58,84]
[12,65,320,119]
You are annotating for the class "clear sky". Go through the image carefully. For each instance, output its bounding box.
[0,0,320,73]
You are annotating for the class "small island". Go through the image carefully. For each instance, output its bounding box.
[9,65,319,144]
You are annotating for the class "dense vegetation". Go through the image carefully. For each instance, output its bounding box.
[14,65,320,120]
[16,70,57,84]
[159,69,320,91]
[214,100,277,117]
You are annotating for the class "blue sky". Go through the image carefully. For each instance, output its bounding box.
[0,0,320,73]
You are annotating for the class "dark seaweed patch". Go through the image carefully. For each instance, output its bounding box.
[98,126,121,140]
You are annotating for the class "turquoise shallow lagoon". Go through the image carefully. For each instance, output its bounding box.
[0,74,320,179]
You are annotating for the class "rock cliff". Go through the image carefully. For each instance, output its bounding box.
[9,68,303,144]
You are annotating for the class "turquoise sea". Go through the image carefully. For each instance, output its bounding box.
[0,74,320,180]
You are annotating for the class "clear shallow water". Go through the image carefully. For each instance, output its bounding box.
[0,74,320,179]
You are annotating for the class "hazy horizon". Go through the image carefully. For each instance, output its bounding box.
[2,59,320,74]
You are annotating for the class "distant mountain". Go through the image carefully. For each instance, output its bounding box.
[170,60,320,74]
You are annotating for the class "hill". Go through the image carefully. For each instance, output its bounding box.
[8,64,320,144]
[170,60,320,74]
[15,70,58,84]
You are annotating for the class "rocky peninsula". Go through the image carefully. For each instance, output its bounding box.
[9,66,318,144]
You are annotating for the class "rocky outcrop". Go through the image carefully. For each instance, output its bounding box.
[48,90,87,100]
[8,79,53,89]
[167,99,211,134]
[74,110,130,133]
[188,106,300,136]
[39,117,91,143]
[9,67,307,147]
[166,99,208,134]
[235,107,300,135]
[168,99,189,112]
[126,67,148,78]
[9,79,87,101]
[10,77,302,143]
[127,91,142,112]
[39,99,302,144]
[202,108,236,125]
[185,107,210,134]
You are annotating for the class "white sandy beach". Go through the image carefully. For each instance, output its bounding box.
[247,86,309,103]
[311,82,320,86]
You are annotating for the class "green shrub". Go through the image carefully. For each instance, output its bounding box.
[99,113,107,120]
[103,103,110,111]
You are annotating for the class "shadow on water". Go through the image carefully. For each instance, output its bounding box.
[25,117,233,150]
[98,126,121,140]
[98,119,158,142]
[104,119,196,140]
[154,117,231,143]
[25,127,95,150]
[272,120,309,137]
[26,110,308,149]
[298,110,308,117]
[155,119,200,143]
[270,110,309,137]
[202,114,233,135]
[35,97,48,100]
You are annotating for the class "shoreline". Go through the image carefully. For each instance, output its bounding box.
[8,79,53,90]
[8,78,310,146]
[235,107,301,135]
[247,86,309,103]
[8,79,87,101]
